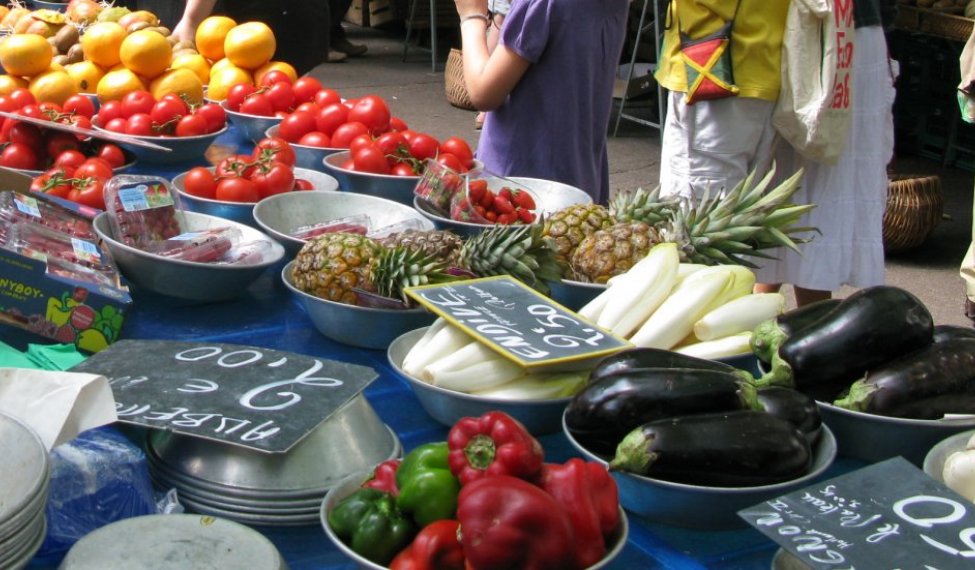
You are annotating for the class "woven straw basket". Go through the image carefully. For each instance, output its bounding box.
[445,48,476,111]
[882,174,944,253]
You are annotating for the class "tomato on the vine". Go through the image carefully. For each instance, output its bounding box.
[18,104,44,120]
[315,103,349,136]
[53,149,87,172]
[150,98,188,129]
[330,121,369,148]
[436,152,465,173]
[68,177,106,210]
[390,162,416,177]
[95,144,127,168]
[348,95,390,135]
[298,131,331,148]
[215,154,254,178]
[0,142,38,170]
[293,77,324,104]
[215,177,259,202]
[239,93,275,117]
[183,166,217,199]
[125,113,153,136]
[175,114,208,137]
[253,137,296,166]
[352,146,390,174]
[278,111,316,142]
[31,167,73,199]
[74,157,114,180]
[408,133,440,162]
[227,83,257,112]
[374,131,406,157]
[62,94,96,119]
[313,88,341,108]
[266,82,296,113]
[97,100,124,123]
[195,103,227,133]
[249,161,295,199]
[440,137,474,168]
[45,131,81,157]
[121,90,155,118]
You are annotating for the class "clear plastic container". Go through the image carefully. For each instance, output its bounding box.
[291,214,371,240]
[144,227,242,263]
[216,240,277,265]
[0,191,97,240]
[2,221,118,278]
[103,175,185,248]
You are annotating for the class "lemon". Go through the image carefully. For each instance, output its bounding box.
[0,34,54,77]
[81,22,126,68]
[29,70,76,106]
[195,15,237,61]
[96,68,146,102]
[223,21,275,70]
[149,68,204,105]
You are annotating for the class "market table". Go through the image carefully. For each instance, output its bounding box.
[1,125,858,570]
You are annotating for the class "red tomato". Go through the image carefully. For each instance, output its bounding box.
[348,134,375,155]
[31,167,73,199]
[183,166,217,199]
[293,178,314,190]
[53,149,87,172]
[292,77,324,104]
[39,102,62,115]
[74,157,114,180]
[8,88,35,109]
[294,102,320,115]
[103,117,128,133]
[121,90,155,118]
[215,154,254,178]
[390,162,416,177]
[68,177,105,209]
[298,131,331,147]
[389,116,408,132]
[0,95,15,113]
[440,137,474,167]
[215,176,259,202]
[63,114,92,135]
[150,98,188,129]
[8,122,42,150]
[313,88,341,108]
[352,146,390,174]
[175,114,208,136]
[125,113,153,136]
[330,121,369,148]
[259,69,293,87]
[408,133,440,161]
[266,82,296,113]
[18,104,43,120]
[226,83,257,111]
[315,103,349,136]
[340,158,355,170]
[45,131,81,157]
[399,129,416,143]
[239,93,274,117]
[253,137,297,166]
[348,95,390,135]
[277,111,316,142]
[436,152,464,172]
[95,143,126,168]
[97,100,124,123]
[250,161,295,199]
[62,94,95,119]
[194,103,227,133]
[374,131,406,157]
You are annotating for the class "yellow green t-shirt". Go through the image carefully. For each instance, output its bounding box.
[655,0,790,102]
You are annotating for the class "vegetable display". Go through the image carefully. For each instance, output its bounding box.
[446,411,544,484]
[395,442,460,527]
[327,487,417,566]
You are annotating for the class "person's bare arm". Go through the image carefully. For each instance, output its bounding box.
[456,0,530,110]
[172,0,218,43]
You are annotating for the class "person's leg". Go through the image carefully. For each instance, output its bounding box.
[329,0,367,57]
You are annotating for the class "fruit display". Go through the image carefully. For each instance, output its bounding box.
[0,217,119,288]
[104,174,184,247]
[326,411,622,569]
[93,88,227,136]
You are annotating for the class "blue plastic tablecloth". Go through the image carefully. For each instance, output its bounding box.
[0,126,850,569]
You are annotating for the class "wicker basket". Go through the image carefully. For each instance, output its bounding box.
[444,48,476,111]
[883,174,944,253]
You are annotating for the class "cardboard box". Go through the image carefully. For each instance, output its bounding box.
[613,63,657,100]
[345,0,397,28]
[0,175,131,353]
[345,0,368,27]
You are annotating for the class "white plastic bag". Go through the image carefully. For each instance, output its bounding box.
[772,0,855,164]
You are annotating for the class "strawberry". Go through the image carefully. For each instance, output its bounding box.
[511,189,536,210]
[516,207,535,223]
[493,195,515,214]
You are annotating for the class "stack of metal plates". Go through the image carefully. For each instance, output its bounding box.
[59,514,288,569]
[145,395,402,527]
[0,412,50,570]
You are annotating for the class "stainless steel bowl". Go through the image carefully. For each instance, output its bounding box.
[92,123,228,165]
[321,469,629,570]
[222,101,282,143]
[265,124,343,171]
[546,278,606,312]
[817,402,975,466]
[412,176,593,238]
[563,411,838,530]
[171,167,339,227]
[253,191,436,256]
[281,262,436,350]
[93,210,285,302]
[922,429,975,484]
[387,327,571,435]
[323,151,420,206]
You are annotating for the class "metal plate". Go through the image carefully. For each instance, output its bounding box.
[148,471,324,512]
[152,477,321,517]
[0,510,45,570]
[176,494,322,527]
[0,413,48,525]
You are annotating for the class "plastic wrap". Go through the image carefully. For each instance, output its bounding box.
[34,426,157,565]
[0,191,97,241]
[103,175,185,248]
[144,227,242,263]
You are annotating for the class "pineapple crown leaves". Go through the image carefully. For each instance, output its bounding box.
[460,221,562,295]
[372,246,459,303]
[609,185,679,225]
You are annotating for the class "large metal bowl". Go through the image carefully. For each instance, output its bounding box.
[222,101,282,143]
[922,429,975,485]
[265,124,343,171]
[171,167,340,227]
[93,210,284,302]
[321,468,629,570]
[563,411,838,530]
[253,191,435,257]
[412,176,593,238]
[387,327,571,435]
[91,123,228,165]
[546,278,606,312]
[817,402,975,466]
[323,151,420,206]
[281,261,437,350]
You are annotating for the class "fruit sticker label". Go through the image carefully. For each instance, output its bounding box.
[13,194,41,218]
[70,237,102,265]
[117,183,173,212]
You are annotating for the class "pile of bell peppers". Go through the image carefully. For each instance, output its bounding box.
[326,411,621,570]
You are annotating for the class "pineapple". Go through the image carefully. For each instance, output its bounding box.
[378,229,463,268]
[459,222,563,295]
[569,167,815,283]
[372,246,457,303]
[291,233,381,305]
[609,185,680,226]
[541,204,612,269]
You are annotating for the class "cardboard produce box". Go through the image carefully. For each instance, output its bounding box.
[345,0,396,28]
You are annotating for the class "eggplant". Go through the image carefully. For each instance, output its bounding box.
[565,368,761,457]
[833,338,975,416]
[589,347,751,384]
[608,410,812,487]
[751,299,841,364]
[933,324,975,343]
[880,394,975,420]
[757,386,822,445]
[759,286,934,394]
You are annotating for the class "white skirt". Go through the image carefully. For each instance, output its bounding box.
[753,26,895,291]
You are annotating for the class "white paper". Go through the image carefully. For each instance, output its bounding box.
[0,368,117,450]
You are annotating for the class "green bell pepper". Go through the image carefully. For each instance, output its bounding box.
[327,487,416,566]
[395,441,460,526]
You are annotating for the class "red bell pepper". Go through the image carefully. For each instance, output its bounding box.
[446,411,543,485]
[539,458,621,567]
[389,519,465,570]
[457,475,579,570]
[362,458,401,496]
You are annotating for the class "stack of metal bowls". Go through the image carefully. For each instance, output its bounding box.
[145,395,402,526]
[0,412,50,570]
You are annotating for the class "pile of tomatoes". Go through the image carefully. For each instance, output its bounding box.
[29,153,121,210]
[179,136,313,203]
[94,90,227,137]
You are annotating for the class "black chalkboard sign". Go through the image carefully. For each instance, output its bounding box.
[405,275,630,369]
[739,457,975,569]
[71,339,377,453]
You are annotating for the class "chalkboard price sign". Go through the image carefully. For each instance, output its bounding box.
[405,275,630,369]
[71,339,377,453]
[739,457,975,569]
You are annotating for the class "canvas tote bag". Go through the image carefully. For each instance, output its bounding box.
[773,0,855,164]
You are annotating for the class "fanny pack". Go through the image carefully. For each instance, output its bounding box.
[674,1,741,105]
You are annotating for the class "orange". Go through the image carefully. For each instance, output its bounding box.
[169,52,211,85]
[96,68,146,102]
[195,15,236,61]
[0,34,53,77]
[119,29,172,79]
[149,68,204,105]
[0,74,28,95]
[254,60,297,85]
[64,61,105,93]
[223,21,275,70]
[206,65,252,101]
[29,70,76,106]
[208,57,237,76]
[81,22,126,68]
